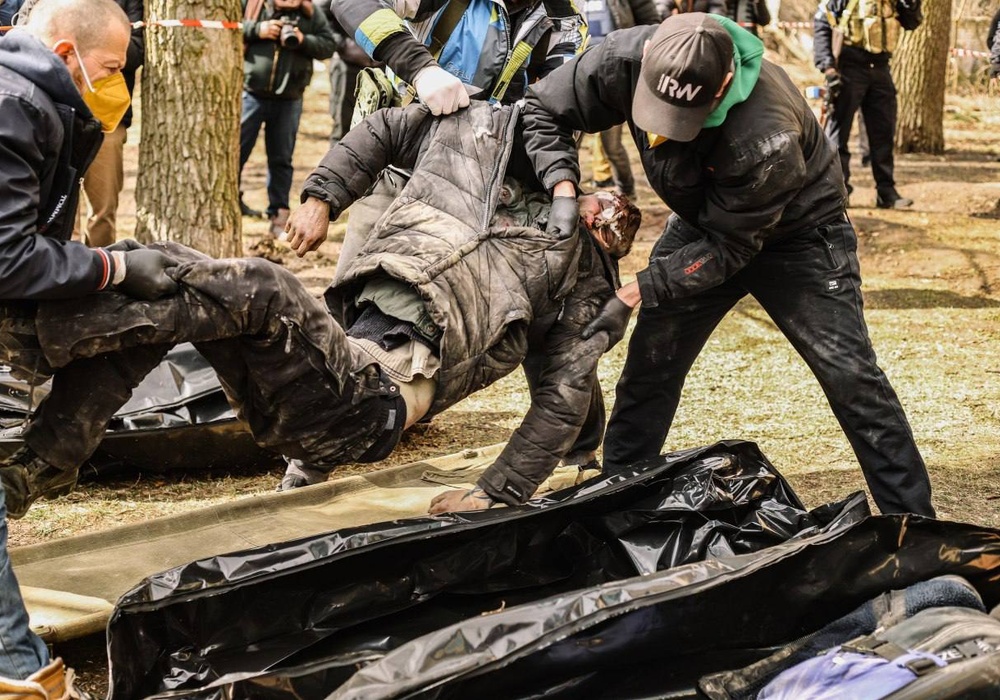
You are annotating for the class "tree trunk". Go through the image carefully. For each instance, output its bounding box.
[891,0,952,153]
[136,0,243,256]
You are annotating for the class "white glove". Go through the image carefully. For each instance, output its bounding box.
[412,65,470,116]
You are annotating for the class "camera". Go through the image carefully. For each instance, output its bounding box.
[278,17,301,48]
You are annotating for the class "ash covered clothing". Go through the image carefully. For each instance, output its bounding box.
[242,0,336,99]
[0,31,116,300]
[304,101,614,505]
[522,17,933,516]
[334,0,587,103]
[25,243,406,476]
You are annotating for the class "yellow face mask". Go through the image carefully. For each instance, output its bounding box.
[82,73,131,133]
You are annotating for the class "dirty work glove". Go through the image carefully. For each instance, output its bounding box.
[547,196,580,240]
[104,239,145,253]
[824,68,842,101]
[115,249,180,300]
[581,295,633,349]
[413,65,470,116]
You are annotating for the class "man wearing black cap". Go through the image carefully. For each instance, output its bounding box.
[521,13,935,517]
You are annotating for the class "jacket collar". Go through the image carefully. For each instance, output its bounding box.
[0,29,93,118]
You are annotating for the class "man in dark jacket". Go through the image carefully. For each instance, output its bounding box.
[2,102,632,518]
[240,0,335,235]
[0,0,177,693]
[814,0,922,209]
[521,13,934,517]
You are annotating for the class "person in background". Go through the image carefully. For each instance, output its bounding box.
[584,0,660,197]
[74,0,144,248]
[0,0,177,694]
[0,0,25,27]
[239,0,336,236]
[316,0,380,149]
[814,0,922,209]
[989,8,1000,82]
[520,13,935,518]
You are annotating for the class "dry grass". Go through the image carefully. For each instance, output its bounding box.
[6,49,1000,696]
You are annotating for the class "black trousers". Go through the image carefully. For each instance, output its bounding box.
[826,49,898,195]
[25,242,390,473]
[603,214,934,517]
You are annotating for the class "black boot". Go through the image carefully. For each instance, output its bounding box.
[0,446,78,519]
[876,188,914,209]
[239,193,264,219]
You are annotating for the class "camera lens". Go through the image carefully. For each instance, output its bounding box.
[280,22,300,48]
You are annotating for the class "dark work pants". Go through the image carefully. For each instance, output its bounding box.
[239,92,304,217]
[603,214,934,517]
[25,242,387,473]
[600,124,635,195]
[826,50,898,195]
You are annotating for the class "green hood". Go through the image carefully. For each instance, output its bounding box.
[703,16,764,129]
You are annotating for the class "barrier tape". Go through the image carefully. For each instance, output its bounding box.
[132,19,243,29]
[949,47,991,58]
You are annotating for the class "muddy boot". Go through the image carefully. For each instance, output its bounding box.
[0,447,78,519]
[268,208,290,238]
[0,657,91,700]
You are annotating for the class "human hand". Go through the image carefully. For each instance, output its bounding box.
[824,67,842,100]
[428,487,494,514]
[413,65,470,116]
[258,20,282,40]
[116,249,180,300]
[547,196,580,240]
[284,197,332,256]
[581,291,636,349]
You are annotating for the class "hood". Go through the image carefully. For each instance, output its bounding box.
[0,29,93,117]
[702,16,763,129]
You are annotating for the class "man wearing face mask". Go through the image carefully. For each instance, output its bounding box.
[0,1,177,691]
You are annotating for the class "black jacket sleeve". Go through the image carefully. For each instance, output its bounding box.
[522,30,642,191]
[334,0,445,83]
[300,104,434,217]
[0,97,108,299]
[119,0,145,72]
[476,242,613,505]
[895,0,921,31]
[813,0,840,72]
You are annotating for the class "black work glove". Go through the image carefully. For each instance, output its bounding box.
[581,295,633,349]
[104,239,145,253]
[547,196,579,240]
[824,69,842,101]
[116,249,180,300]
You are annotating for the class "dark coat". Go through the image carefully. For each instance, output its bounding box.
[242,0,336,99]
[303,102,614,505]
[522,25,846,306]
[0,31,111,299]
[114,0,145,127]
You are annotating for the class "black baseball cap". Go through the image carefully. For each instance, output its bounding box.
[632,13,734,142]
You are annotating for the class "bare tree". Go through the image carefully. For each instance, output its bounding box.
[136,0,243,256]
[891,0,953,153]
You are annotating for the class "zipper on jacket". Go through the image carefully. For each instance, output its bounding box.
[481,103,522,232]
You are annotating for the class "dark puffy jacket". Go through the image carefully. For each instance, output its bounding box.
[242,0,336,99]
[523,24,845,306]
[303,102,614,505]
[0,31,113,300]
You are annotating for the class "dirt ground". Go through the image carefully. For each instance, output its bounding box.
[7,42,1000,696]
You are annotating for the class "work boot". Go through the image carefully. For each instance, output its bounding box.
[239,193,263,219]
[268,208,290,238]
[0,657,91,699]
[0,446,78,519]
[0,303,52,386]
[876,188,914,210]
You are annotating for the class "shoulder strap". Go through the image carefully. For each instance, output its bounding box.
[244,0,266,22]
[429,0,472,58]
[836,0,861,32]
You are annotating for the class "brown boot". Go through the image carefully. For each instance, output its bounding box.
[0,658,90,700]
[268,208,290,238]
[0,446,78,519]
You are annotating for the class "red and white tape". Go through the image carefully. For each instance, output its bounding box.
[132,19,242,29]
[949,47,991,58]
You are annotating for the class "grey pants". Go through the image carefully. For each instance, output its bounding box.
[26,242,391,472]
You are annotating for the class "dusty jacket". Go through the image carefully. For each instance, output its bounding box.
[303,102,613,504]
[242,0,337,99]
[522,22,845,306]
[334,0,587,102]
[0,31,114,300]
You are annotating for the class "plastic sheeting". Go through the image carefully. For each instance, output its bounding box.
[0,344,277,472]
[106,440,871,700]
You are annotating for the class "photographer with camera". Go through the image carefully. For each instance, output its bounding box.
[240,0,335,236]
